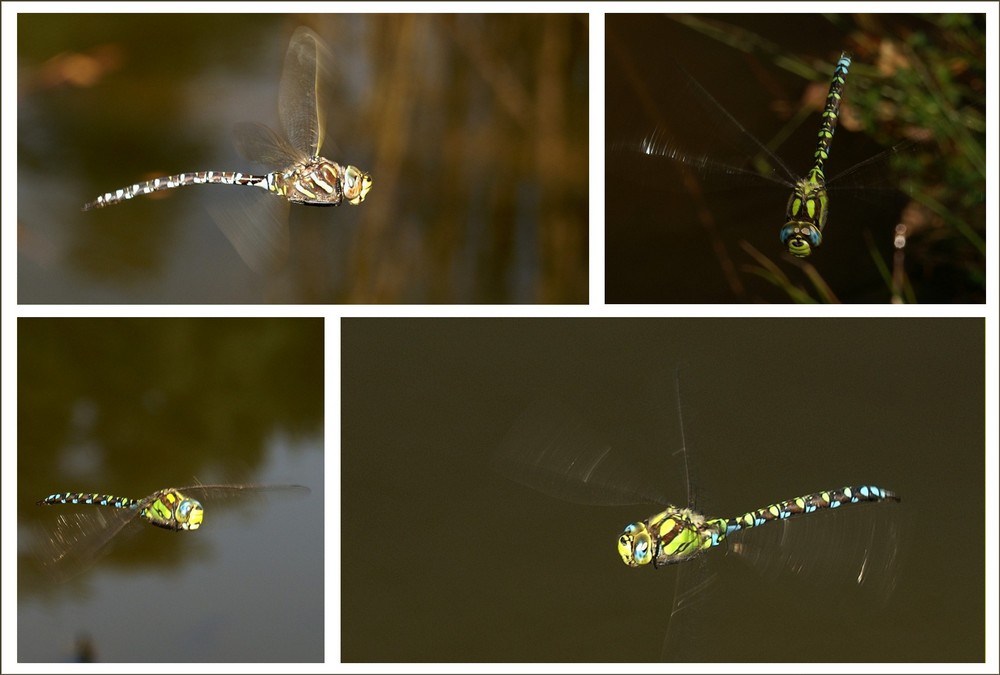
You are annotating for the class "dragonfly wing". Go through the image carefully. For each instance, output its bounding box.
[177,483,311,503]
[825,140,921,194]
[656,498,901,661]
[660,557,719,662]
[35,508,142,583]
[675,65,800,182]
[232,121,304,169]
[209,188,291,274]
[279,26,328,160]
[614,128,794,192]
[726,496,901,604]
[494,400,674,507]
[610,57,801,193]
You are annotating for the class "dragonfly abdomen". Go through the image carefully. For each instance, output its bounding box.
[37,492,139,509]
[719,484,899,539]
[812,52,851,175]
[82,170,269,211]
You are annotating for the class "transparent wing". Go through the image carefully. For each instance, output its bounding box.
[660,497,901,661]
[176,483,311,503]
[209,188,291,274]
[726,496,901,603]
[674,64,802,183]
[612,62,918,202]
[825,140,920,194]
[611,60,802,194]
[613,129,794,193]
[661,557,718,662]
[279,26,328,160]
[616,132,916,207]
[34,508,144,583]
[233,121,305,169]
[493,400,674,507]
[661,370,721,662]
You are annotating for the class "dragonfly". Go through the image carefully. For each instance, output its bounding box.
[35,483,309,581]
[493,374,901,660]
[82,27,372,272]
[620,51,912,258]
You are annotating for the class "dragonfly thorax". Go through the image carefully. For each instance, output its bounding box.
[139,489,205,531]
[618,507,711,568]
[269,158,373,206]
[781,168,829,257]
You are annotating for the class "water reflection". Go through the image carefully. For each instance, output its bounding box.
[17,318,324,662]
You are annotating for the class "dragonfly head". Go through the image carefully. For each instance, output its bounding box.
[176,498,204,531]
[343,165,373,205]
[618,521,654,567]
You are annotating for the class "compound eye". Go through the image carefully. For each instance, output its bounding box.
[633,538,650,563]
[177,499,194,521]
[342,168,363,201]
[619,522,654,566]
[343,166,372,204]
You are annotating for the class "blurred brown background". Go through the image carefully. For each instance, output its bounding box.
[18,14,589,303]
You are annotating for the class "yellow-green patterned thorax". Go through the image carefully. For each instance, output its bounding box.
[617,507,721,568]
[780,167,829,257]
[140,489,204,531]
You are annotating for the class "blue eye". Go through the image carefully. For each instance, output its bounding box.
[178,500,193,519]
[635,540,648,561]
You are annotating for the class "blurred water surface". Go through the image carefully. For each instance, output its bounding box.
[17,318,324,662]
